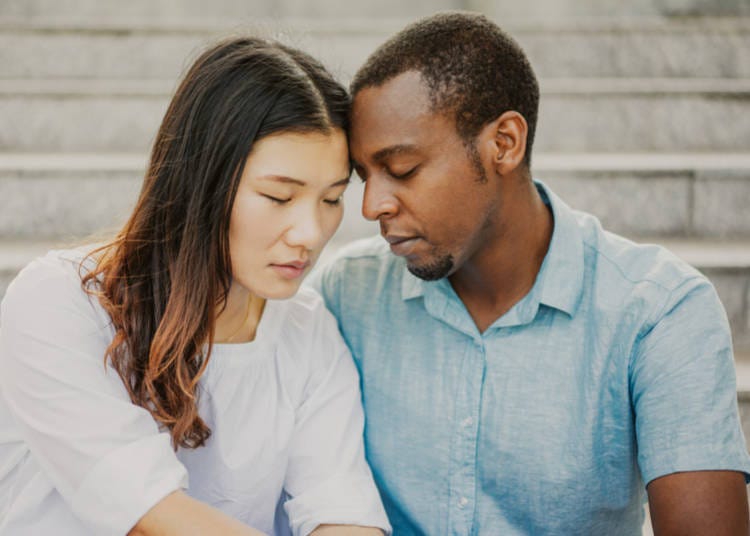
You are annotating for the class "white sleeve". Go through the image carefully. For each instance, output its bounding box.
[0,255,188,535]
[282,304,391,536]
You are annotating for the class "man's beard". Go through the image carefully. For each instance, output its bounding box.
[407,254,454,281]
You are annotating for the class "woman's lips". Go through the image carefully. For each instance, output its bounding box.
[270,261,309,280]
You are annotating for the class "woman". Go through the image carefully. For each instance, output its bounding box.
[0,37,390,536]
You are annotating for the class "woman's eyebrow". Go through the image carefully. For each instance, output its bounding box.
[258,175,306,186]
[328,177,351,188]
[258,175,350,189]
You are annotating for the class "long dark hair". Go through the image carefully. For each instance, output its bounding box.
[82,37,349,449]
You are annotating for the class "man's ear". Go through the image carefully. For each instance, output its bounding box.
[480,111,528,176]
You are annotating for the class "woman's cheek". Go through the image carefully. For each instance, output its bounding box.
[326,205,345,238]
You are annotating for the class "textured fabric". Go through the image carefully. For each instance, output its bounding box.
[0,248,390,535]
[313,181,750,535]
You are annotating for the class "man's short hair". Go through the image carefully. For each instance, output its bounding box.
[351,11,540,167]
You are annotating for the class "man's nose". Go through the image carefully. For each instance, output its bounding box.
[362,176,398,221]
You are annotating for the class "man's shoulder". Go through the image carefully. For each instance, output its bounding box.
[319,235,404,284]
[575,211,706,296]
[564,209,720,336]
[330,235,392,262]
[311,236,407,321]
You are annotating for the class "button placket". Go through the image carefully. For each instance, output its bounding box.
[448,338,484,535]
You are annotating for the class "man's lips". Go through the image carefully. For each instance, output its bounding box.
[384,235,421,256]
[384,234,416,245]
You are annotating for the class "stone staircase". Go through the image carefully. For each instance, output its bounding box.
[1,1,748,533]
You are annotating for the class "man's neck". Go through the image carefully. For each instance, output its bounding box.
[449,180,553,333]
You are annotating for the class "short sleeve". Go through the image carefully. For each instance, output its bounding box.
[630,276,750,486]
[0,255,188,534]
[281,303,390,536]
[306,260,343,323]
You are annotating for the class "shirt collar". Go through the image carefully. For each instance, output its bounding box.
[401,180,584,318]
[533,180,584,317]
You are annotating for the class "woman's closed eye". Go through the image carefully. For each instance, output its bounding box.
[323,195,343,206]
[261,193,291,205]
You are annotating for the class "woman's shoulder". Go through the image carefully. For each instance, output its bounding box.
[286,285,326,313]
[1,246,103,323]
[268,287,355,411]
[13,245,95,279]
[279,286,340,340]
[270,286,347,363]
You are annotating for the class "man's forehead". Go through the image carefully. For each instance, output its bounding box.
[350,71,455,160]
[352,70,432,121]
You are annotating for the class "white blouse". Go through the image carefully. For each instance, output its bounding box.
[0,248,390,536]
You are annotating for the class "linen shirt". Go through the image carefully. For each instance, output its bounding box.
[0,248,390,536]
[314,181,750,535]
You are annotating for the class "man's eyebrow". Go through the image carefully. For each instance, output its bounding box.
[372,144,419,162]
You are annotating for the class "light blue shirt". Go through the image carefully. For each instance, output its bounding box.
[314,181,750,535]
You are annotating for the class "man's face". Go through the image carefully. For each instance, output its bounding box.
[350,70,498,280]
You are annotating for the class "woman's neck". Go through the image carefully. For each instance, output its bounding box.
[213,285,266,344]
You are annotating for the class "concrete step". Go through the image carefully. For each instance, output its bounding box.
[2,0,748,22]
[0,153,144,240]
[472,0,750,18]
[0,0,461,23]
[536,153,750,238]
[535,78,750,153]
[1,17,748,81]
[2,152,749,240]
[1,78,749,153]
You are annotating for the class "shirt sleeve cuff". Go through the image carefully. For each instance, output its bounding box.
[284,473,391,536]
[640,444,750,486]
[70,433,188,535]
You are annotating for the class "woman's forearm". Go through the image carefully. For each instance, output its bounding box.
[128,490,266,536]
[311,525,385,535]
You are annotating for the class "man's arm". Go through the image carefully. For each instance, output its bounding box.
[629,277,750,535]
[647,470,749,535]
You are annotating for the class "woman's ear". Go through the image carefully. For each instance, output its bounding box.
[483,111,528,176]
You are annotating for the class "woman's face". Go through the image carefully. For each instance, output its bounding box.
[228,129,350,300]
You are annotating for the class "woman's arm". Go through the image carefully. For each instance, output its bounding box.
[129,491,266,536]
[279,297,391,535]
[0,258,234,534]
[311,525,384,535]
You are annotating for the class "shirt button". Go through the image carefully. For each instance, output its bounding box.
[458,497,469,509]
[461,417,474,428]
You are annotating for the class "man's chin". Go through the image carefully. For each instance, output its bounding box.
[406,255,454,281]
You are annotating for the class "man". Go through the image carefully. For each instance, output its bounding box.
[314,12,750,535]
